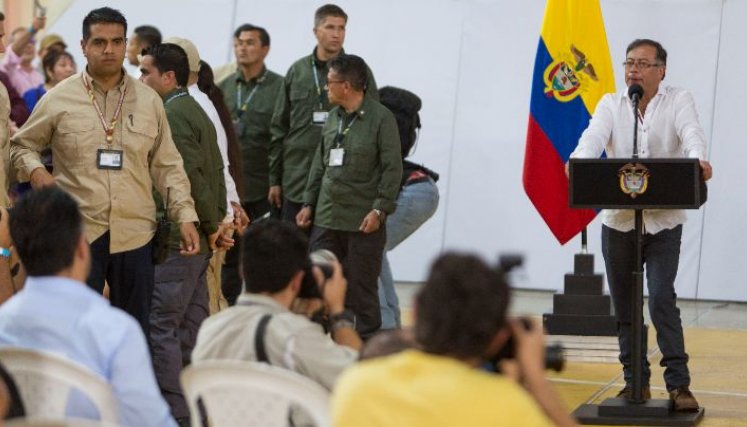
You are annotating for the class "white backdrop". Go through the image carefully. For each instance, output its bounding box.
[47,0,746,301]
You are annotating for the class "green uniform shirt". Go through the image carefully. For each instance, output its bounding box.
[219,66,283,203]
[270,48,379,203]
[304,96,402,232]
[156,88,227,253]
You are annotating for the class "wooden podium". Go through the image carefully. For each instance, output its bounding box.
[568,158,706,426]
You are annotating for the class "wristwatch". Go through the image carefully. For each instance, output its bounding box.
[329,310,356,333]
[372,209,385,222]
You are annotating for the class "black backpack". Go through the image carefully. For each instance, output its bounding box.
[379,86,422,159]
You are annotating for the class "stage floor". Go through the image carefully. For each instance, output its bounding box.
[397,285,747,426]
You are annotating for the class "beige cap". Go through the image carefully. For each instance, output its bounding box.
[39,34,67,53]
[163,36,200,73]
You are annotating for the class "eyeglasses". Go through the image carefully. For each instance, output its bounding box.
[622,60,662,70]
[324,80,345,89]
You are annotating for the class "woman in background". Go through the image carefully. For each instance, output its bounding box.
[22,50,76,111]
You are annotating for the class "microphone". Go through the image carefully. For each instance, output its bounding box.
[628,84,644,103]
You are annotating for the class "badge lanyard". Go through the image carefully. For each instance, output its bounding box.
[236,69,267,114]
[164,91,189,106]
[82,74,127,144]
[335,115,358,148]
[311,58,326,110]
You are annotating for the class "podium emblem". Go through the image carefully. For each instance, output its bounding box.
[543,45,599,102]
[618,163,650,198]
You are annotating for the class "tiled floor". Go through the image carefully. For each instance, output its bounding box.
[396,283,747,426]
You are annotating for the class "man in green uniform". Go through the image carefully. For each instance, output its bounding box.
[219,23,283,305]
[270,4,378,223]
[139,43,227,426]
[297,54,401,338]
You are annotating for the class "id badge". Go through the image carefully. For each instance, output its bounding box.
[329,148,345,166]
[312,111,329,125]
[233,119,246,137]
[97,148,123,170]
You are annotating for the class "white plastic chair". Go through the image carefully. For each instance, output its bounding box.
[6,417,121,427]
[0,348,118,422]
[181,360,331,427]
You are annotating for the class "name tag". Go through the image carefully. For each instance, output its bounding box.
[97,149,123,170]
[312,111,329,125]
[329,148,345,166]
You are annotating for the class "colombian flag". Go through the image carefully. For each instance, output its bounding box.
[523,0,615,244]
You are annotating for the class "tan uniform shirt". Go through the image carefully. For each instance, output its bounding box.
[0,82,10,207]
[11,70,198,253]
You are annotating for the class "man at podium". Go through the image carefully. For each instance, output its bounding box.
[568,39,713,411]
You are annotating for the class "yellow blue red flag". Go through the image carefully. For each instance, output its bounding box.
[523,0,616,244]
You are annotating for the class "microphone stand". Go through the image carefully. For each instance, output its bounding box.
[629,92,645,403]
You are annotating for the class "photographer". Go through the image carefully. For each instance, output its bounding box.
[331,253,576,427]
[192,219,361,391]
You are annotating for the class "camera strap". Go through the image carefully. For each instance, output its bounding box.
[253,314,273,364]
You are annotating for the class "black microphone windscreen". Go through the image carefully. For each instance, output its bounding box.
[628,84,644,100]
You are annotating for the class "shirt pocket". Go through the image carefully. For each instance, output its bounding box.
[55,115,96,168]
[125,115,158,169]
[246,102,274,139]
[344,140,377,183]
[289,87,315,130]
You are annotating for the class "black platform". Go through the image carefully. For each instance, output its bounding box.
[543,253,617,336]
[574,398,704,426]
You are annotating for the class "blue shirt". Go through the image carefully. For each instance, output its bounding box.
[0,276,176,427]
[22,84,46,112]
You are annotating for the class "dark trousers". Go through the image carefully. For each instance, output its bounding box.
[310,225,386,338]
[150,251,211,419]
[87,232,154,335]
[221,199,275,306]
[602,224,690,391]
[281,199,304,224]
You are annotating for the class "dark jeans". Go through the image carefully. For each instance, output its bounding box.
[310,225,386,339]
[87,232,154,335]
[221,199,275,306]
[150,251,211,419]
[602,224,690,391]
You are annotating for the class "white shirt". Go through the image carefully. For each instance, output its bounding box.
[571,85,708,234]
[193,293,358,390]
[189,85,240,221]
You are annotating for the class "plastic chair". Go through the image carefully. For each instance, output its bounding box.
[181,360,331,427]
[6,418,121,427]
[0,348,118,422]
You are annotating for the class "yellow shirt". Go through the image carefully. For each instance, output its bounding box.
[11,70,197,253]
[332,350,553,427]
[0,82,9,207]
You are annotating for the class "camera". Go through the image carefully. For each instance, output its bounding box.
[492,254,565,373]
[298,249,338,298]
[492,317,565,372]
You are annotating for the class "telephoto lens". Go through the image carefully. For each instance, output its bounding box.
[310,249,337,279]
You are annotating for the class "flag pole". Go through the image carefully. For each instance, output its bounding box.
[581,227,588,254]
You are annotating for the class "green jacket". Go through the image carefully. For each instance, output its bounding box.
[270,48,378,203]
[155,88,226,253]
[219,67,283,203]
[304,96,402,232]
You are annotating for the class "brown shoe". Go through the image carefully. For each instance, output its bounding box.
[616,385,651,400]
[670,386,699,412]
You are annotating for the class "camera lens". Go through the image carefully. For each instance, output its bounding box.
[310,249,337,279]
[545,343,565,372]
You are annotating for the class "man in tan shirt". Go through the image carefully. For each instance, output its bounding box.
[0,12,11,208]
[0,12,13,305]
[10,7,199,334]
